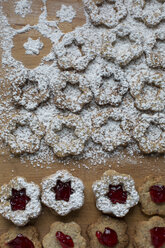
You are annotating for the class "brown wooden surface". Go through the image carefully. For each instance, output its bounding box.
[0,1,165,247]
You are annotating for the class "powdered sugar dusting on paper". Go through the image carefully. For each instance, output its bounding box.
[56,4,76,23]
[23,37,44,55]
[15,0,32,18]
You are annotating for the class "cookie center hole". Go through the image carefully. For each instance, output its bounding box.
[142,0,163,10]
[21,79,40,96]
[65,42,83,57]
[153,40,165,55]
[12,125,33,143]
[96,0,118,15]
[100,76,121,92]
[113,37,132,55]
[56,126,77,143]
[145,124,162,141]
[142,84,160,97]
[99,119,122,137]
[63,83,82,100]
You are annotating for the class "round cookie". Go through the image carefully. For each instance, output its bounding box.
[87,216,129,248]
[43,221,86,248]
[139,175,165,216]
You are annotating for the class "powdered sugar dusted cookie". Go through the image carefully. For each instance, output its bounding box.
[2,112,45,155]
[83,0,127,28]
[54,30,96,71]
[45,113,89,157]
[43,221,86,248]
[139,175,165,216]
[54,71,93,113]
[131,0,165,27]
[41,170,85,216]
[0,177,41,226]
[101,24,143,66]
[87,216,128,248]
[92,170,139,217]
[128,69,165,112]
[134,216,165,248]
[133,113,165,154]
[91,109,131,152]
[0,226,42,248]
[144,29,165,69]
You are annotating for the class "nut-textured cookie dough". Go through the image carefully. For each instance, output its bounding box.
[0,226,42,248]
[43,221,86,248]
[87,215,129,248]
[134,216,165,248]
[92,170,139,217]
[0,177,41,226]
[139,175,165,216]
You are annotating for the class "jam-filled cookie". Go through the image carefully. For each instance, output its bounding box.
[92,170,139,217]
[139,175,165,216]
[43,221,86,248]
[41,170,85,216]
[87,215,129,248]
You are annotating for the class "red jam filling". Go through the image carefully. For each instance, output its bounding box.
[106,184,127,204]
[96,227,118,247]
[10,188,31,211]
[7,234,34,248]
[150,185,165,204]
[56,231,74,248]
[52,180,74,202]
[150,227,165,248]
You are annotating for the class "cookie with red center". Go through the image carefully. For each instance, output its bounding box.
[41,170,84,216]
[42,221,86,248]
[0,226,42,248]
[0,177,41,226]
[139,175,165,216]
[134,216,165,248]
[92,170,139,217]
[87,216,128,248]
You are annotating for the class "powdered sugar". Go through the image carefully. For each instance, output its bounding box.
[15,0,32,18]
[56,4,76,23]
[23,37,44,55]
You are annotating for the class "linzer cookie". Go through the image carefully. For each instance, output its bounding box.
[92,170,139,217]
[134,216,165,248]
[139,175,165,216]
[42,221,86,248]
[87,216,129,248]
[41,170,85,216]
[83,0,127,28]
[133,113,165,154]
[1,112,45,155]
[54,71,93,113]
[0,226,42,248]
[0,177,41,226]
[45,113,89,157]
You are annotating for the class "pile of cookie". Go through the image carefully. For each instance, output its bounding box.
[0,169,164,247]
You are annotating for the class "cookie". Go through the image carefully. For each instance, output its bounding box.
[101,24,143,66]
[133,113,165,154]
[134,216,165,248]
[92,170,139,217]
[41,170,85,216]
[0,226,42,248]
[139,175,165,216]
[0,177,41,226]
[83,0,127,28]
[43,221,86,248]
[45,113,89,157]
[128,69,165,112]
[54,71,93,113]
[1,112,45,155]
[87,215,129,248]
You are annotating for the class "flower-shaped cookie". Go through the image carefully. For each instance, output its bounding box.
[2,112,45,155]
[128,69,165,112]
[101,24,143,66]
[83,0,127,28]
[132,0,165,27]
[54,71,93,112]
[134,216,165,248]
[93,62,128,106]
[45,113,89,157]
[0,177,41,226]
[92,170,139,217]
[0,226,42,248]
[12,70,50,111]
[139,175,165,216]
[133,113,165,154]
[43,221,86,248]
[91,109,131,152]
[54,31,96,71]
[41,170,85,216]
[144,29,165,69]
